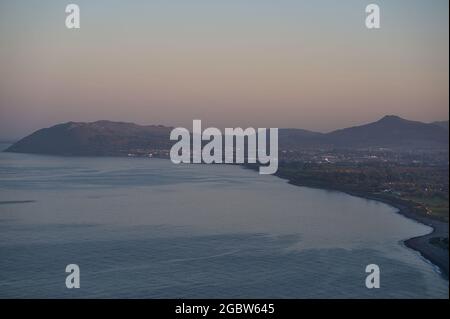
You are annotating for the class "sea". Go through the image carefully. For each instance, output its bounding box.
[0,144,448,298]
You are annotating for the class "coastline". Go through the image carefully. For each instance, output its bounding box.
[278,177,449,280]
[339,188,448,280]
[3,148,449,280]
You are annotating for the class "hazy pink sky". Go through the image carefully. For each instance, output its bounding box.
[0,0,448,139]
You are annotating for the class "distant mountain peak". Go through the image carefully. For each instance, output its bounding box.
[325,114,448,149]
[378,115,405,122]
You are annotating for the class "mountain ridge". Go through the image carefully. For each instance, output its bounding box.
[4,116,449,155]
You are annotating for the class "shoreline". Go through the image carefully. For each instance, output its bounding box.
[3,149,449,279]
[279,177,449,280]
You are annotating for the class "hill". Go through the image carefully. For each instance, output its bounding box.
[323,115,449,149]
[5,120,172,156]
[5,116,449,156]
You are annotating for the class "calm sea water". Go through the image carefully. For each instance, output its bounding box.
[0,146,448,298]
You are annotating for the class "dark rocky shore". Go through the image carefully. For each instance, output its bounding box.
[283,178,449,280]
[348,191,448,279]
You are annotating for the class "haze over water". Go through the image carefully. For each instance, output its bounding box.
[0,149,447,298]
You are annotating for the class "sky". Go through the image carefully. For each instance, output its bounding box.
[0,0,448,139]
